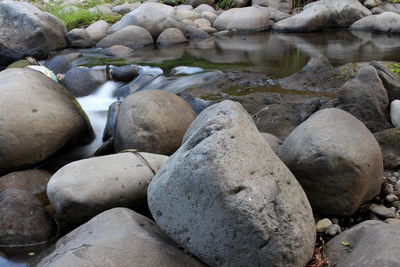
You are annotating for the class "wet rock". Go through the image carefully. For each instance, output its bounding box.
[157,28,187,46]
[385,194,398,203]
[391,100,400,127]
[47,152,168,223]
[278,108,383,216]
[0,1,66,60]
[261,132,281,152]
[0,169,51,204]
[0,44,22,70]
[214,6,272,32]
[85,20,109,42]
[337,65,390,133]
[63,66,108,97]
[37,208,205,267]
[45,52,83,75]
[279,53,345,92]
[370,61,400,102]
[114,90,196,155]
[316,218,332,233]
[108,3,174,38]
[110,65,139,83]
[325,224,341,237]
[273,5,330,32]
[369,204,396,219]
[0,68,93,175]
[0,189,56,247]
[252,0,291,13]
[304,0,371,27]
[148,100,316,267]
[185,25,209,39]
[97,25,154,49]
[112,2,140,14]
[327,220,400,267]
[103,101,121,142]
[350,12,400,33]
[374,127,400,169]
[106,45,134,57]
[66,28,95,48]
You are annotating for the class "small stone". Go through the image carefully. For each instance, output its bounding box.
[392,201,400,210]
[394,183,400,192]
[331,218,339,225]
[388,176,397,183]
[385,183,395,194]
[369,204,396,219]
[316,218,332,233]
[386,194,399,203]
[385,218,400,225]
[394,172,400,179]
[325,224,341,237]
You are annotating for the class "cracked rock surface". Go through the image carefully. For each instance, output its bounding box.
[148,100,315,267]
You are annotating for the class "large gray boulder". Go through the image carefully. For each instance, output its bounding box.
[304,0,371,27]
[107,3,174,38]
[0,0,67,58]
[273,5,330,32]
[148,100,316,267]
[37,208,205,267]
[114,90,196,155]
[327,220,400,267]
[350,12,400,33]
[97,25,154,49]
[278,108,383,216]
[47,152,169,223]
[0,68,93,175]
[337,65,390,133]
[213,6,273,32]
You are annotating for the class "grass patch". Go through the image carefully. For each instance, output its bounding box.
[39,1,122,30]
[389,63,400,75]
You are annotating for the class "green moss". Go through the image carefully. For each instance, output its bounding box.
[375,128,400,146]
[215,0,236,9]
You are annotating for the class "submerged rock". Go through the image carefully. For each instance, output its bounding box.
[63,66,108,97]
[278,108,383,216]
[148,100,316,267]
[47,152,168,223]
[37,208,205,267]
[327,220,400,267]
[114,90,196,155]
[0,68,93,175]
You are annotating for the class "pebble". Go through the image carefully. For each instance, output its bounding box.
[387,176,397,184]
[394,172,400,179]
[316,218,332,233]
[386,194,399,203]
[385,218,400,225]
[331,218,339,225]
[385,183,395,194]
[369,204,397,219]
[391,201,400,210]
[325,224,341,237]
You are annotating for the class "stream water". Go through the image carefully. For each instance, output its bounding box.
[3,29,400,266]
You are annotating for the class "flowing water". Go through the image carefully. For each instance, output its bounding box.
[3,29,400,266]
